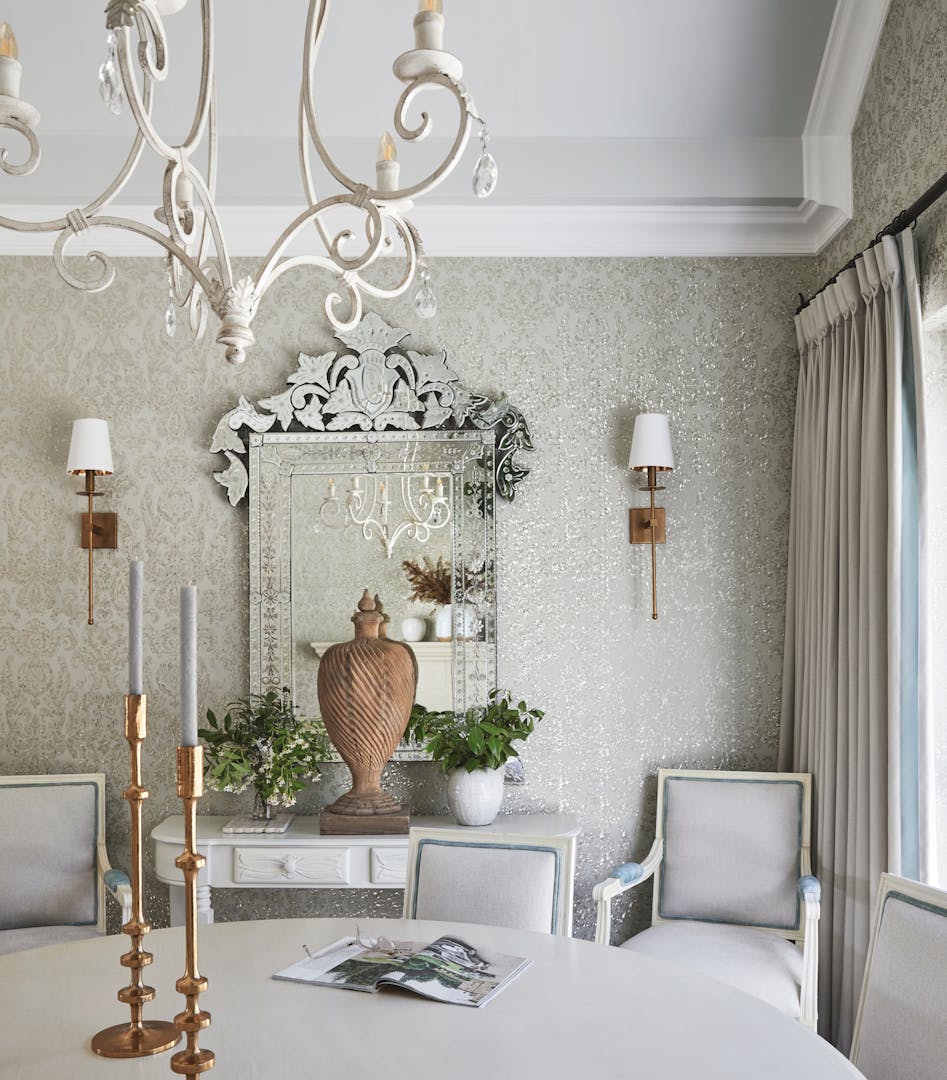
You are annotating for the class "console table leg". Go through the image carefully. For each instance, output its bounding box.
[169,885,186,928]
[197,885,215,925]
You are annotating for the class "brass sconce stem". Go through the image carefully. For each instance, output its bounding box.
[85,471,96,626]
[648,466,659,620]
[91,695,180,1058]
[171,745,215,1078]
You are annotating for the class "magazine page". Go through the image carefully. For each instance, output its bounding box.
[373,935,531,1008]
[272,937,428,992]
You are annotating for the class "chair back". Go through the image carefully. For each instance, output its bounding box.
[652,769,811,938]
[850,873,947,1080]
[403,826,576,936]
[0,774,106,933]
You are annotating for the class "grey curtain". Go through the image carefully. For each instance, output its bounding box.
[779,230,934,1051]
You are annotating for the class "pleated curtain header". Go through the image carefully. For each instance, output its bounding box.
[795,234,904,350]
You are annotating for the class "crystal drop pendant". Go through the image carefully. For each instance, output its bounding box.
[472,151,498,198]
[98,33,124,116]
[164,301,177,337]
[414,286,437,319]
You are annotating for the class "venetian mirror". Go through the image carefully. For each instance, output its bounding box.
[210,313,532,757]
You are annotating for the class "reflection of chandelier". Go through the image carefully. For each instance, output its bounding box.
[0,0,497,365]
[319,473,451,559]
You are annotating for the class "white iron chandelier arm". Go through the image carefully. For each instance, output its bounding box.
[0,118,39,177]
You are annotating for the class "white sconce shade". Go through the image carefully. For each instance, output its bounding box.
[67,418,113,476]
[629,413,674,471]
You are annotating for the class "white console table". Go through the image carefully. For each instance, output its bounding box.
[152,813,580,926]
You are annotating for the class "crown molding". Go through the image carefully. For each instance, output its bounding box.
[801,0,891,228]
[0,200,851,259]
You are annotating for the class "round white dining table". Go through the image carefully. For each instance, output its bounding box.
[0,917,863,1079]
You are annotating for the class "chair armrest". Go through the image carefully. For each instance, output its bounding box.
[798,875,821,1031]
[592,837,663,946]
[98,842,132,927]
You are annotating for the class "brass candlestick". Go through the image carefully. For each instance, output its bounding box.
[92,695,180,1058]
[171,745,215,1077]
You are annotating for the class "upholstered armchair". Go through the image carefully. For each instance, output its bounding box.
[403,825,577,936]
[850,873,947,1079]
[0,774,131,955]
[593,769,820,1029]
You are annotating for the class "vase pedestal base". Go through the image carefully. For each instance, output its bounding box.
[319,808,410,835]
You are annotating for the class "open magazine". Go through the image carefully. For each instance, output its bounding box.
[272,934,531,1007]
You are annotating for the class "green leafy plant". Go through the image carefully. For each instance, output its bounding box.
[199,688,332,811]
[406,689,543,773]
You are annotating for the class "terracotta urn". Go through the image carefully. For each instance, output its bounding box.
[317,590,418,816]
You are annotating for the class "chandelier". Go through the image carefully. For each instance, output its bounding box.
[0,0,497,365]
[319,472,452,560]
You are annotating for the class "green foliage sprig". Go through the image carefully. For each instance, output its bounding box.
[406,689,543,774]
[199,688,332,809]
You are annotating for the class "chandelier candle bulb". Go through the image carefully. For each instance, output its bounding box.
[179,583,198,747]
[414,0,445,51]
[129,560,143,696]
[376,132,400,193]
[0,21,21,98]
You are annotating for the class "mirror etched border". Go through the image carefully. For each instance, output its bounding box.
[210,313,533,756]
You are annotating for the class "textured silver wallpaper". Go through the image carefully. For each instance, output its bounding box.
[0,253,809,938]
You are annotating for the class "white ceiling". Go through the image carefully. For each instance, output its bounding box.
[0,0,890,255]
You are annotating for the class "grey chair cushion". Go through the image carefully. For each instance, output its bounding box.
[659,776,803,929]
[0,780,98,930]
[0,924,100,956]
[412,841,560,934]
[853,891,947,1080]
[622,922,803,1018]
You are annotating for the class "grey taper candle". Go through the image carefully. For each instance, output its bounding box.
[179,583,198,746]
[128,560,143,695]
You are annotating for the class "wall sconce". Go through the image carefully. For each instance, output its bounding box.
[628,413,674,620]
[67,419,117,625]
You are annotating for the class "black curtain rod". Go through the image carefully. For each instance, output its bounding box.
[795,166,947,315]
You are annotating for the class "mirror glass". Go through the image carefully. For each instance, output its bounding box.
[248,430,496,757]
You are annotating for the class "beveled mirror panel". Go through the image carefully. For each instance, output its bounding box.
[211,314,532,757]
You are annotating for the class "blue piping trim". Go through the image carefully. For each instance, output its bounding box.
[412,838,563,934]
[0,779,100,927]
[657,775,805,931]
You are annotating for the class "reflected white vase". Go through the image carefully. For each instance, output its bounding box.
[435,603,478,642]
[447,766,505,826]
[401,616,426,642]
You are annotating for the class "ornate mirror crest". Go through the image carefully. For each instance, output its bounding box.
[210,312,533,505]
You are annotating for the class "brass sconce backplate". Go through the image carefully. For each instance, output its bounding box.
[629,507,666,545]
[80,512,118,549]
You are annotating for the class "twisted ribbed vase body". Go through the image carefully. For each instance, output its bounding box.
[317,592,417,815]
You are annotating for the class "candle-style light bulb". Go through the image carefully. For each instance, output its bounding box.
[0,22,18,60]
[418,0,443,13]
[378,132,397,164]
[375,132,400,194]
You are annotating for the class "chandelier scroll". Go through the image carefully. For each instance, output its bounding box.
[0,0,497,366]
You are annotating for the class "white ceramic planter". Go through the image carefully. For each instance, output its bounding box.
[435,603,478,642]
[447,766,505,826]
[401,616,426,642]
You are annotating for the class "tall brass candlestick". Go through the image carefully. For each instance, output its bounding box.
[171,744,215,1077]
[91,695,180,1058]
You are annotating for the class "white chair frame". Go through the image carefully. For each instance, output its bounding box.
[850,872,947,1073]
[592,768,820,1030]
[0,773,132,934]
[403,825,577,936]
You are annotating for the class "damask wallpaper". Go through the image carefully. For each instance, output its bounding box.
[0,252,809,939]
